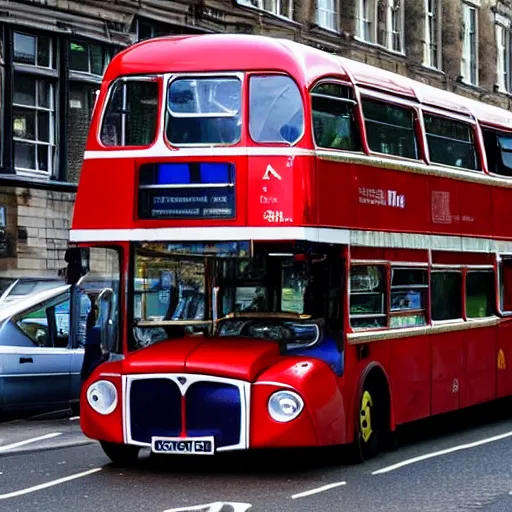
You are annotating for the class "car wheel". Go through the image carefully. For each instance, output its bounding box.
[100,441,140,466]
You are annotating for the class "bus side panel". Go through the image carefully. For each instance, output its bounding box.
[461,326,496,407]
[431,331,463,415]
[497,319,512,398]
[389,335,430,425]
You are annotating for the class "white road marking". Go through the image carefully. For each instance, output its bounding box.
[291,481,347,499]
[69,416,80,421]
[0,467,102,500]
[0,432,62,452]
[372,430,512,475]
[163,503,252,512]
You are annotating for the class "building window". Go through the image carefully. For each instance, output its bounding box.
[496,21,510,92]
[461,3,478,85]
[424,0,441,69]
[12,32,57,176]
[67,40,112,183]
[357,0,403,52]
[316,0,338,31]
[69,41,110,76]
[237,0,293,19]
[13,32,54,69]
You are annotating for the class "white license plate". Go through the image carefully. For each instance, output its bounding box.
[151,436,215,455]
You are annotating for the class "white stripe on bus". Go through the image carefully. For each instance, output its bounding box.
[69,226,512,254]
[84,147,314,160]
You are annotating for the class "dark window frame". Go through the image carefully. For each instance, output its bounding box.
[465,269,496,319]
[423,112,481,171]
[361,97,420,160]
[100,76,159,148]
[430,269,463,321]
[310,80,362,152]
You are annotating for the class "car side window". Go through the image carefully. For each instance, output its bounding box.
[14,293,70,348]
[16,304,51,347]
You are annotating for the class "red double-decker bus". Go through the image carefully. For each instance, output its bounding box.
[65,33,512,464]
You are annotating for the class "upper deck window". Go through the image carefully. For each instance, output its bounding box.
[482,128,512,176]
[362,99,418,159]
[249,75,304,145]
[101,79,158,147]
[311,83,361,151]
[424,114,479,170]
[166,77,241,146]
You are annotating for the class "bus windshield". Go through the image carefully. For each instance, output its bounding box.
[131,242,340,351]
[166,76,242,145]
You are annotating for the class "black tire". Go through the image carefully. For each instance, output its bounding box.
[100,441,140,466]
[356,378,388,461]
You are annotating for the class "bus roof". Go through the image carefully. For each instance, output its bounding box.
[105,33,512,132]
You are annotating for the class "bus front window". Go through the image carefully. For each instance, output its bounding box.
[132,242,341,355]
[166,76,242,145]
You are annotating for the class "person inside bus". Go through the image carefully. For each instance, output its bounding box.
[81,305,103,382]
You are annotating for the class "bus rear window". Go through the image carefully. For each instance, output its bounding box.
[101,79,158,147]
[249,75,304,145]
[166,77,241,145]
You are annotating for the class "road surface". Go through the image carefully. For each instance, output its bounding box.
[1,403,512,511]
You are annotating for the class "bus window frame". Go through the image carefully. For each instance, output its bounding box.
[309,78,364,154]
[246,71,306,148]
[420,107,483,173]
[498,254,512,316]
[430,267,464,324]
[97,75,162,150]
[358,89,425,164]
[72,243,125,355]
[164,71,245,148]
[480,124,512,178]
[465,267,497,320]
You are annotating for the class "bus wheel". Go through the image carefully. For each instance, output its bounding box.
[357,379,386,461]
[100,441,140,466]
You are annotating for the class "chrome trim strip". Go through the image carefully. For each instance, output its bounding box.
[124,373,250,451]
[347,316,499,344]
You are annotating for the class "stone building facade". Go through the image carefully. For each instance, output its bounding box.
[0,0,511,289]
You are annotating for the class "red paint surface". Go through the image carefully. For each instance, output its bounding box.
[76,34,512,452]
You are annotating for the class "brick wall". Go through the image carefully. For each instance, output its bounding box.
[0,187,74,279]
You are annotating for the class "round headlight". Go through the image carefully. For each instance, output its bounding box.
[86,380,118,415]
[268,390,304,423]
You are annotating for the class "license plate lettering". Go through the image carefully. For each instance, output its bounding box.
[152,437,214,455]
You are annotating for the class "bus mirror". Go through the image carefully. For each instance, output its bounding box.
[64,247,90,285]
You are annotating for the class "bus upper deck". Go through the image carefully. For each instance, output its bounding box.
[72,34,512,246]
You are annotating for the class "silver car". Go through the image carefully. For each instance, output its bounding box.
[0,285,83,416]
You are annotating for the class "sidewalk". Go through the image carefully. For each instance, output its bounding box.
[0,415,95,455]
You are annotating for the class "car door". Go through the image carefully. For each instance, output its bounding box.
[0,291,73,411]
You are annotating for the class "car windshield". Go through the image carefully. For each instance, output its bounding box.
[131,242,334,351]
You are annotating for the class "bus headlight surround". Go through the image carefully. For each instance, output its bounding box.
[268,390,304,422]
[86,380,118,415]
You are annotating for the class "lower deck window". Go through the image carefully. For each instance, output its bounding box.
[389,268,427,328]
[431,271,462,321]
[349,265,386,329]
[466,271,495,318]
